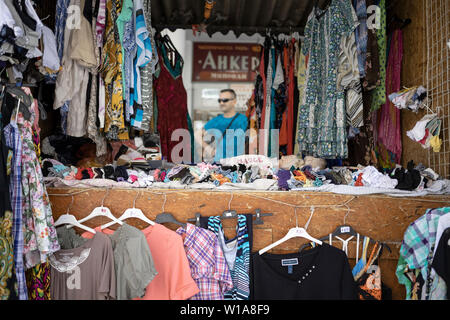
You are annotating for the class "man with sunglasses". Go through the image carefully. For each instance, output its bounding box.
[200,89,248,162]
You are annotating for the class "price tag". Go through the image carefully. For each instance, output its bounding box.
[341,226,350,234]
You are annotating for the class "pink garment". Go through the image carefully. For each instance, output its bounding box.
[378,30,403,164]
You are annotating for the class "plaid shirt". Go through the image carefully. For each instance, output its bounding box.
[4,123,28,300]
[397,207,450,300]
[176,223,233,300]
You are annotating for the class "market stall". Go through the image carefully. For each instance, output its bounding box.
[1,0,449,302]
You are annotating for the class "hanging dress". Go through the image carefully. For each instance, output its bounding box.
[200,214,252,300]
[377,29,403,164]
[16,88,60,269]
[297,0,359,159]
[154,42,188,163]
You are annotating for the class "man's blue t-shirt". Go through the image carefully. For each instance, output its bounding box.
[204,113,248,161]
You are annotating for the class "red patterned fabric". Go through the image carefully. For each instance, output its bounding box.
[154,48,188,163]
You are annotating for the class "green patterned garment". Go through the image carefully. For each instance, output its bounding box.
[371,0,387,110]
[298,0,359,159]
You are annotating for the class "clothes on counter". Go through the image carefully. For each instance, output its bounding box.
[176,223,233,300]
[251,243,358,300]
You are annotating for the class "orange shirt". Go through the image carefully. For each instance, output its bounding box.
[134,224,199,300]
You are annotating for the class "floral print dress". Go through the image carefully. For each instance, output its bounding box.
[15,89,60,269]
[297,0,359,159]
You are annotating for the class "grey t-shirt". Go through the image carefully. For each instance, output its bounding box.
[49,232,116,300]
[56,226,88,250]
[108,223,158,300]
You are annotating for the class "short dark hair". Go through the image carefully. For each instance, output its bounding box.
[220,89,236,100]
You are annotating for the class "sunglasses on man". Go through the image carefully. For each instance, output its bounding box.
[218,98,235,103]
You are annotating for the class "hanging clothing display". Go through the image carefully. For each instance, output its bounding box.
[396,207,450,300]
[49,232,116,300]
[251,243,358,300]
[134,223,199,300]
[200,214,253,300]
[297,0,359,159]
[80,224,158,300]
[17,88,60,269]
[0,126,18,300]
[432,227,450,297]
[2,99,27,300]
[370,0,387,111]
[25,262,51,300]
[377,29,403,164]
[154,38,189,162]
[176,223,233,300]
[101,0,128,141]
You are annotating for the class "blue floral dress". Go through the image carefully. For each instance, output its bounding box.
[297,0,358,159]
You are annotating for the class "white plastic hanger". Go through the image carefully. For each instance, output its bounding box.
[100,190,155,229]
[259,207,322,255]
[54,195,97,234]
[73,188,123,227]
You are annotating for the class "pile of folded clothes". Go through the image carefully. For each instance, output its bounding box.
[42,158,278,188]
[41,153,449,194]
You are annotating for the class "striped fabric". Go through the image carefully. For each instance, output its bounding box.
[346,82,364,128]
[203,215,251,300]
[3,122,27,300]
[130,0,152,129]
[139,0,158,132]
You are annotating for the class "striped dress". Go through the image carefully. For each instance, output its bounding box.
[200,214,252,300]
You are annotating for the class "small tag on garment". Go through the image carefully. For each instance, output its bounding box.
[282,258,299,266]
[341,226,351,234]
[367,265,378,274]
[288,265,293,274]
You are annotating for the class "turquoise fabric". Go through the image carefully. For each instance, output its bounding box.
[204,113,248,161]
